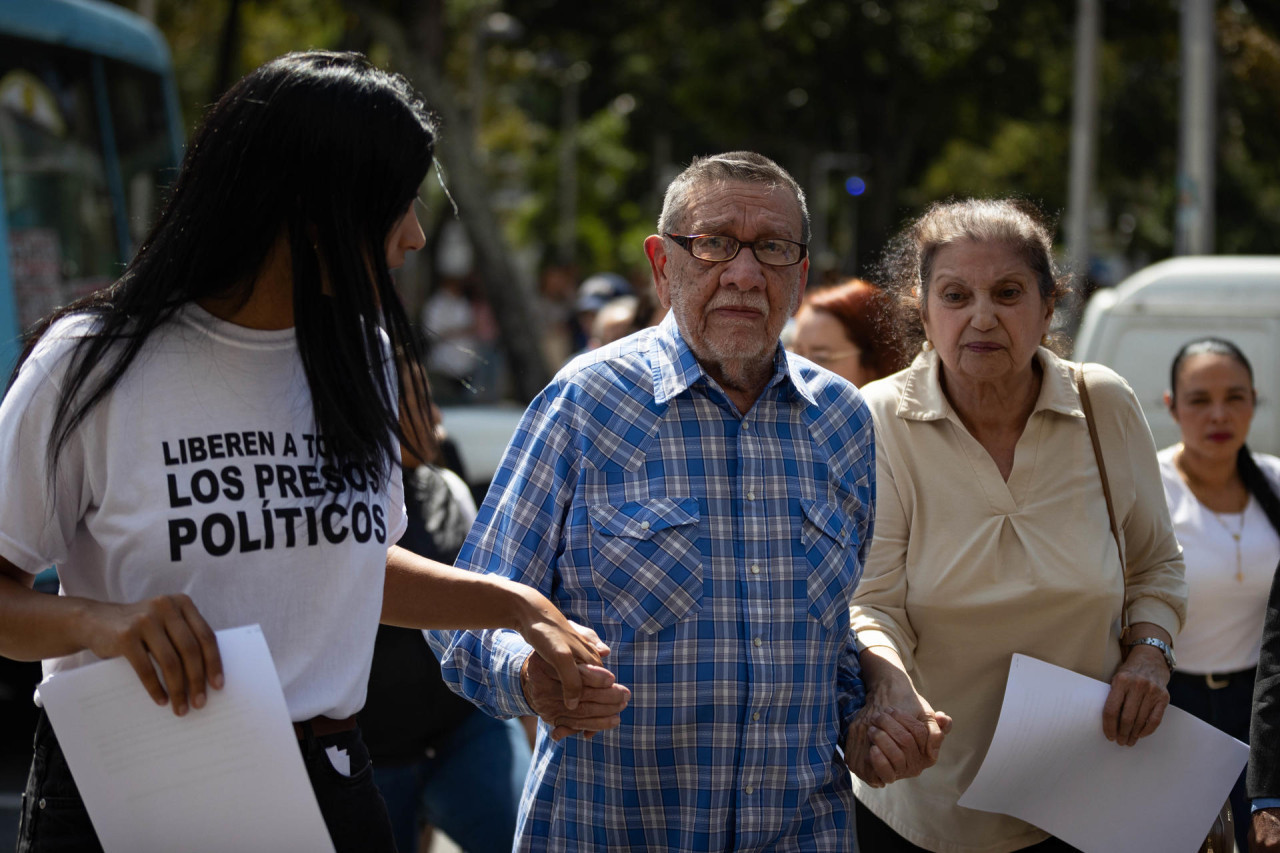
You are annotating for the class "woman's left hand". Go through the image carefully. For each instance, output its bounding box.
[1103,641,1171,746]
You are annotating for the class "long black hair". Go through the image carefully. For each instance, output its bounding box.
[13,51,437,481]
[1169,336,1280,536]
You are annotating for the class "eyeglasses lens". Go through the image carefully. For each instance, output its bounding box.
[688,236,802,267]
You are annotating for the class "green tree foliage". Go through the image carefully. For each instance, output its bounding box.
[122,0,1280,283]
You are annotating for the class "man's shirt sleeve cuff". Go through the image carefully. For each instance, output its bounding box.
[491,630,537,718]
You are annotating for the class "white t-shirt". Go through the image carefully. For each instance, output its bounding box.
[1158,445,1280,673]
[0,305,407,720]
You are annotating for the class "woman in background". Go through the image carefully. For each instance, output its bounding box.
[1160,337,1280,852]
[790,277,909,386]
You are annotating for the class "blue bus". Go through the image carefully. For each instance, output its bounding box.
[0,0,183,375]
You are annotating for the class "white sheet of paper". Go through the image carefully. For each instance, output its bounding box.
[956,654,1247,853]
[38,624,334,853]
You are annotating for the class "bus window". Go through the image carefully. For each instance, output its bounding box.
[105,58,172,247]
[0,36,118,331]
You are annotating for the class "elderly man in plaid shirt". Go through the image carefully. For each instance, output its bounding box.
[434,152,892,851]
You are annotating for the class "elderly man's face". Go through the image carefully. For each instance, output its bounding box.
[645,181,808,388]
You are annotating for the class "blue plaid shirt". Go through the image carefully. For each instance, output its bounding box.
[432,312,874,851]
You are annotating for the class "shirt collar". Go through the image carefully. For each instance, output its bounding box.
[895,346,1083,421]
[650,311,816,407]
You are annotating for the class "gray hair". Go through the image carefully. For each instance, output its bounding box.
[878,197,1075,355]
[657,151,811,243]
[913,198,1062,304]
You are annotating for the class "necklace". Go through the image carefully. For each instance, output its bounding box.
[1209,508,1247,582]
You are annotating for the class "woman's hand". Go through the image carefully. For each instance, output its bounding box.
[520,624,630,742]
[511,590,611,712]
[846,647,952,786]
[76,594,224,716]
[1103,628,1172,746]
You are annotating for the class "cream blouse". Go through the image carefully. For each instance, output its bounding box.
[850,347,1187,853]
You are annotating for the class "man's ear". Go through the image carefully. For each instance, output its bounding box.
[645,235,672,310]
[793,257,809,313]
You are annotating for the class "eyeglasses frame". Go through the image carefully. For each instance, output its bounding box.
[664,233,809,267]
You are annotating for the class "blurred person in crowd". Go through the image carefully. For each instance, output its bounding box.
[533,263,578,369]
[362,376,532,853]
[1159,337,1280,852]
[422,275,481,403]
[848,198,1186,852]
[587,294,641,349]
[572,272,632,354]
[790,277,910,386]
[0,51,604,853]
[432,151,877,851]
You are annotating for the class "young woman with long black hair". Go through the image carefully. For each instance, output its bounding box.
[1160,336,1280,852]
[0,51,607,853]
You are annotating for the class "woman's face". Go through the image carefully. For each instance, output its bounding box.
[385,202,426,270]
[791,305,875,386]
[920,239,1052,390]
[1167,352,1255,464]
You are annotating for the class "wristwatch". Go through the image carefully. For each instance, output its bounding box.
[1125,636,1176,670]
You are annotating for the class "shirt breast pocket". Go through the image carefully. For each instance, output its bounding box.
[587,497,703,634]
[800,498,858,630]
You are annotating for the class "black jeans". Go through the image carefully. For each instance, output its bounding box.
[16,709,397,853]
[1168,666,1256,853]
[855,798,1081,852]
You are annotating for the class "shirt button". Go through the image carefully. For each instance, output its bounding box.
[639,520,650,530]
[753,637,763,647]
[752,712,760,721]
[750,563,760,575]
[742,421,750,430]
[747,490,756,501]
[744,786,755,795]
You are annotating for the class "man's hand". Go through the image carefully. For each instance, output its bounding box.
[1103,641,1170,746]
[76,594,223,716]
[1252,807,1280,852]
[520,643,630,742]
[845,692,951,787]
[512,592,611,711]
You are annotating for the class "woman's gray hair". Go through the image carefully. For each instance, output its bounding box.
[657,151,811,242]
[877,197,1075,355]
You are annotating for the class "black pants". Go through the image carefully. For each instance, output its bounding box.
[1169,666,1256,853]
[16,709,397,853]
[855,798,1081,852]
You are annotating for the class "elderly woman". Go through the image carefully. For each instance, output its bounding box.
[847,199,1187,852]
[790,278,910,386]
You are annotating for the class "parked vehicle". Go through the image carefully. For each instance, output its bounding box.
[1073,256,1280,455]
[0,0,183,376]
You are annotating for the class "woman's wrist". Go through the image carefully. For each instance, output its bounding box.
[503,578,553,639]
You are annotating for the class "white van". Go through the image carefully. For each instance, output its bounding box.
[1072,256,1280,455]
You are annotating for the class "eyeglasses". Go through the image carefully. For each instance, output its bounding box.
[665,233,807,267]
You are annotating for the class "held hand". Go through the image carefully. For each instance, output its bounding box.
[520,643,630,742]
[1103,643,1170,746]
[845,687,952,787]
[1251,807,1280,852]
[77,594,223,716]
[513,593,610,711]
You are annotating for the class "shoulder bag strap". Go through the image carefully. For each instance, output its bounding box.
[1077,365,1130,640]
